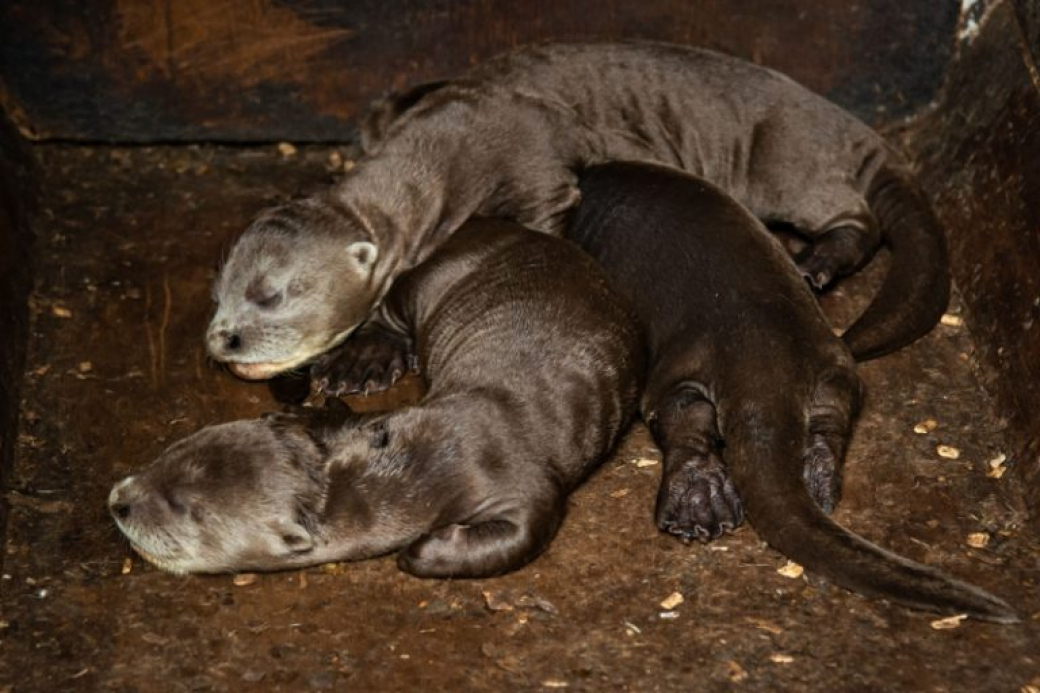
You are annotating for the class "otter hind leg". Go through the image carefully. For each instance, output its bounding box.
[398,498,564,578]
[648,388,744,542]
[311,323,416,396]
[803,367,861,513]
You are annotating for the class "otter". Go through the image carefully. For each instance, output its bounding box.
[207,42,948,380]
[110,218,644,577]
[563,161,1015,622]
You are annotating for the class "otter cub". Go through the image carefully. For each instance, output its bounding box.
[207,42,950,385]
[563,162,1016,622]
[109,218,644,577]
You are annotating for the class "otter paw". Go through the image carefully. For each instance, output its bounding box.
[655,452,744,542]
[312,327,415,396]
[793,245,840,290]
[803,433,843,514]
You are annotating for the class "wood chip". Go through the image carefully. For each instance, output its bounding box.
[930,614,968,630]
[77,361,93,373]
[770,653,794,664]
[966,532,990,549]
[913,419,938,434]
[277,142,298,157]
[748,618,783,634]
[634,458,659,467]
[660,591,684,610]
[610,488,631,499]
[940,313,964,327]
[121,557,133,575]
[726,660,748,683]
[483,590,514,612]
[987,454,1008,479]
[51,305,72,318]
[659,611,680,620]
[232,573,258,586]
[936,445,961,459]
[777,561,804,579]
[541,679,569,688]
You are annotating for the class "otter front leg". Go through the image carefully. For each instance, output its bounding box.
[794,220,880,290]
[647,388,744,542]
[398,498,564,578]
[312,322,417,397]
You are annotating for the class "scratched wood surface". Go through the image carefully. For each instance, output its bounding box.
[909,0,1040,527]
[0,0,959,142]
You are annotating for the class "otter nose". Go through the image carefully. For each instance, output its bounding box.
[207,328,243,356]
[108,477,136,522]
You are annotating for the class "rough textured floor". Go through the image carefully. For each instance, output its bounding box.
[1,145,1038,692]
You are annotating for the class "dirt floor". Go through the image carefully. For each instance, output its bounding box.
[1,144,1038,692]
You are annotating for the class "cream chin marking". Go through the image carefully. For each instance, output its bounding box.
[227,323,363,380]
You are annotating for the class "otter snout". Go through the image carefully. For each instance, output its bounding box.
[206,322,244,362]
[108,475,187,526]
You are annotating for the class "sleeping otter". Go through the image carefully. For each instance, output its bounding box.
[207,42,948,381]
[563,161,1015,623]
[110,218,644,577]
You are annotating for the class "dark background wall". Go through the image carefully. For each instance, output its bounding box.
[1,0,959,142]
[0,116,33,559]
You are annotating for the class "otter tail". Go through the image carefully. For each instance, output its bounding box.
[723,399,1018,623]
[842,165,950,361]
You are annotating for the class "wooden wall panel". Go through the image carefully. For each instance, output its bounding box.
[909,0,1040,528]
[0,0,959,142]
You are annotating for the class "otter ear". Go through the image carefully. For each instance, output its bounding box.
[346,241,378,272]
[274,518,314,554]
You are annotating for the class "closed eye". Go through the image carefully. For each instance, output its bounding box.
[253,291,284,309]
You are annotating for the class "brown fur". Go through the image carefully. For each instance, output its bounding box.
[112,219,644,577]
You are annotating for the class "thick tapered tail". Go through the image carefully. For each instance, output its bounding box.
[842,165,951,361]
[725,405,1018,623]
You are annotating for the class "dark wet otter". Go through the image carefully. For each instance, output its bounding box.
[110,218,644,577]
[207,42,948,380]
[563,162,1015,623]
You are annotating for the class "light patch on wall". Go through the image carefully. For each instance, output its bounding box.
[115,0,355,88]
[958,0,988,42]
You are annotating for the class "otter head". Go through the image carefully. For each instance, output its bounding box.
[108,415,333,574]
[207,196,381,380]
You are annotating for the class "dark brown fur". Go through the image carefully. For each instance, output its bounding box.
[111,219,644,577]
[564,162,1015,623]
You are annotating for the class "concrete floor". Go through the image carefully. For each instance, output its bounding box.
[1,144,1037,692]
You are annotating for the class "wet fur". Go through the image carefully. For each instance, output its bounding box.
[112,219,644,577]
[564,162,1015,623]
[209,42,948,377]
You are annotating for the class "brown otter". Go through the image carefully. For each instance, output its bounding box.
[110,218,644,577]
[207,42,948,380]
[563,161,1015,623]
